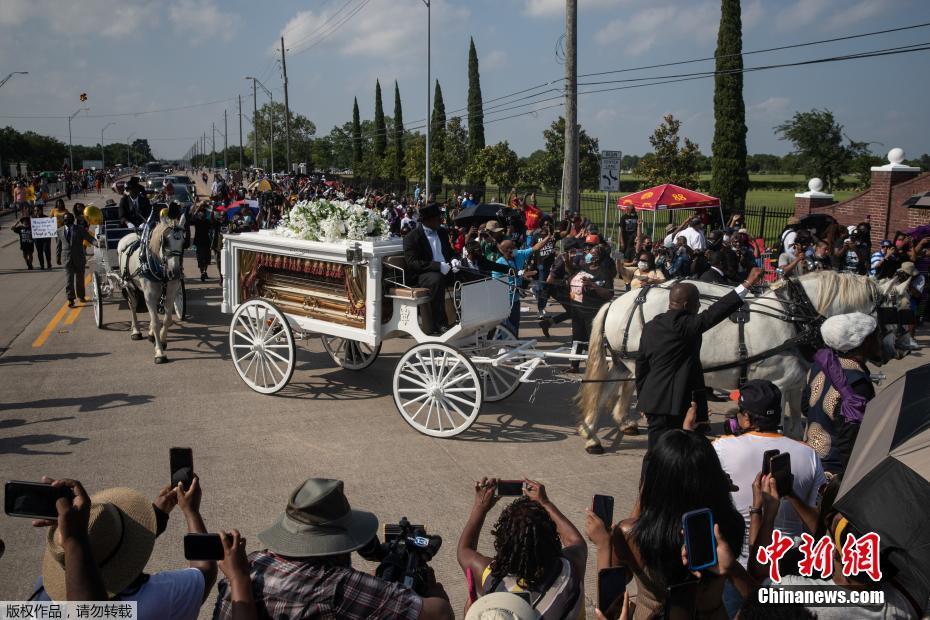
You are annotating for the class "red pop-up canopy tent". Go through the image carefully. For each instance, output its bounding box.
[617,183,723,238]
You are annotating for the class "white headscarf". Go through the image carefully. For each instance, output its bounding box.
[821,312,877,352]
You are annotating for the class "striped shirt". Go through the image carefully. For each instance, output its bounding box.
[212,551,422,620]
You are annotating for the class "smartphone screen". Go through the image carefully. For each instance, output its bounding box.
[495,480,524,497]
[770,452,792,497]
[170,447,194,491]
[598,566,627,618]
[762,449,780,476]
[592,494,614,529]
[183,533,225,561]
[682,508,717,570]
[4,481,73,520]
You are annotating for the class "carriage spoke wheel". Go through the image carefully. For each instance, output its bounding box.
[469,325,523,402]
[92,272,103,329]
[393,343,483,438]
[320,335,380,371]
[229,299,295,394]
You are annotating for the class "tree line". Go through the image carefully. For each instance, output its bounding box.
[0,128,155,172]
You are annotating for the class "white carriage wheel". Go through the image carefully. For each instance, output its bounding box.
[229,299,295,395]
[472,325,523,402]
[92,272,104,329]
[320,335,381,371]
[393,343,483,438]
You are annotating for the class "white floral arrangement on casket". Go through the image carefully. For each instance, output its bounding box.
[274,199,390,242]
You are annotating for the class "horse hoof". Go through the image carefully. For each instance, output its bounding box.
[154,356,167,364]
[131,333,143,341]
[585,444,605,455]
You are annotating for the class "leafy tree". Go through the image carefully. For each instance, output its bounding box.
[131,138,154,163]
[468,141,520,193]
[393,81,405,188]
[848,140,884,188]
[710,0,749,214]
[906,153,930,170]
[352,98,363,172]
[466,38,485,185]
[405,132,426,184]
[373,80,386,164]
[518,149,550,189]
[251,102,315,172]
[775,109,860,191]
[538,117,600,190]
[430,80,446,189]
[441,117,468,186]
[634,114,701,187]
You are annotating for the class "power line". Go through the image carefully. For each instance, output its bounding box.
[287,0,363,52]
[289,0,375,58]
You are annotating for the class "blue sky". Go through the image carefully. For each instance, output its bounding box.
[1,0,929,161]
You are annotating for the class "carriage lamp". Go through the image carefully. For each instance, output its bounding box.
[346,244,363,265]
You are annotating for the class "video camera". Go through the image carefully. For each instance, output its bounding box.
[357,517,442,596]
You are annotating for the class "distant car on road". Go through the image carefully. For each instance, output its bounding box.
[172,186,193,213]
[165,175,197,199]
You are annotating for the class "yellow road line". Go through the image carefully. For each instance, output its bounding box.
[32,274,94,346]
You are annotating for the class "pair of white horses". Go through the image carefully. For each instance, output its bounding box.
[576,270,890,452]
[116,217,187,363]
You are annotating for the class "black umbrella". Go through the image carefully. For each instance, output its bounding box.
[454,203,515,226]
[834,363,930,606]
[904,191,930,209]
[799,213,837,238]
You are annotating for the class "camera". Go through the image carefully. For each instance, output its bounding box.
[357,517,442,596]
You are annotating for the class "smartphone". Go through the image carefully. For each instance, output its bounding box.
[762,449,780,476]
[682,508,717,571]
[4,481,73,520]
[770,452,792,497]
[664,580,699,620]
[592,494,614,529]
[598,566,628,618]
[495,480,525,497]
[183,533,224,561]
[170,447,194,491]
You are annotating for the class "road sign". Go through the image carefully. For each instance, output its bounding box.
[599,150,621,192]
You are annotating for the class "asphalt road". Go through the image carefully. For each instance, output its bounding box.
[0,181,926,617]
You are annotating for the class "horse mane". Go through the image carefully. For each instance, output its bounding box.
[798,270,879,315]
[148,221,171,255]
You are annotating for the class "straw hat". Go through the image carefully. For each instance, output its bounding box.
[42,487,156,601]
[465,592,541,620]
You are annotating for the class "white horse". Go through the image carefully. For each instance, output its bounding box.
[117,217,186,363]
[576,271,885,452]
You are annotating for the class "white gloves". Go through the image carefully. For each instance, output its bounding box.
[451,259,462,273]
[440,261,451,275]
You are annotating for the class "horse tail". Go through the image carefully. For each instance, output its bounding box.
[576,301,612,423]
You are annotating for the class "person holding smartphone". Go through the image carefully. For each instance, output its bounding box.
[457,478,587,619]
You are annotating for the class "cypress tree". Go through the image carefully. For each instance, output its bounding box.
[351,97,362,172]
[430,80,446,190]
[373,80,386,163]
[467,37,485,186]
[393,81,405,189]
[710,0,749,215]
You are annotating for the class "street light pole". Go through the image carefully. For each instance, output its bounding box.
[224,109,228,174]
[238,94,244,171]
[281,37,292,173]
[126,133,135,167]
[421,0,431,202]
[245,77,274,173]
[68,107,89,172]
[101,122,115,170]
[0,71,28,89]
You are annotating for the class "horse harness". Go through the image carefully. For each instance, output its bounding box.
[609,278,829,387]
[124,225,183,284]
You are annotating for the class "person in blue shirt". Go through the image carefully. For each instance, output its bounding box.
[462,193,476,208]
[492,233,553,337]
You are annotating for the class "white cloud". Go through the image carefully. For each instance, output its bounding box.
[594,3,718,55]
[825,0,884,30]
[484,50,507,70]
[280,0,469,62]
[0,0,159,38]
[749,96,790,116]
[773,0,884,32]
[523,0,632,18]
[169,0,240,42]
[742,0,765,30]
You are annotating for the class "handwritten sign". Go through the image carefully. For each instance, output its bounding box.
[30,217,58,239]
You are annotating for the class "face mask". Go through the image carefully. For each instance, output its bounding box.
[585,252,594,264]
[644,243,653,251]
[637,261,649,271]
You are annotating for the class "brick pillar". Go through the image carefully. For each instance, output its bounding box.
[794,178,834,217]
[868,148,921,247]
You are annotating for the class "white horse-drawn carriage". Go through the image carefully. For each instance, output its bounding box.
[220,231,587,437]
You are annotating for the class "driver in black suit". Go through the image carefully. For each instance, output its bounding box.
[402,203,458,335]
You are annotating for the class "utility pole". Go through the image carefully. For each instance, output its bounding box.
[281,37,292,173]
[251,78,257,170]
[560,0,579,220]
[212,123,217,170]
[224,109,228,174]
[238,94,244,171]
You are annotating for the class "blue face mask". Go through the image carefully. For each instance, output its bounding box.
[585,252,594,264]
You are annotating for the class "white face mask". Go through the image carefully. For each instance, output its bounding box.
[637,261,649,271]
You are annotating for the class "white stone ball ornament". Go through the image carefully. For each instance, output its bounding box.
[808,178,824,192]
[888,148,905,165]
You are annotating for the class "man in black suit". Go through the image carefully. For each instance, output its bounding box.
[402,203,457,335]
[118,177,153,228]
[636,267,763,450]
[698,250,730,284]
[56,212,96,307]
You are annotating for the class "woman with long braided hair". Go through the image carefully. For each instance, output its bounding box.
[457,477,586,619]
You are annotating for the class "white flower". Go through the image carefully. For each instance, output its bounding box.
[273,199,389,242]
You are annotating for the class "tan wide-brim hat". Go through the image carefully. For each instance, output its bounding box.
[465,592,541,620]
[42,487,156,601]
[900,262,918,276]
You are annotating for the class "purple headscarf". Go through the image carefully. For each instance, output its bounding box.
[813,347,868,424]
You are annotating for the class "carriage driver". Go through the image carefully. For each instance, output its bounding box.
[118,177,154,229]
[402,202,459,336]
